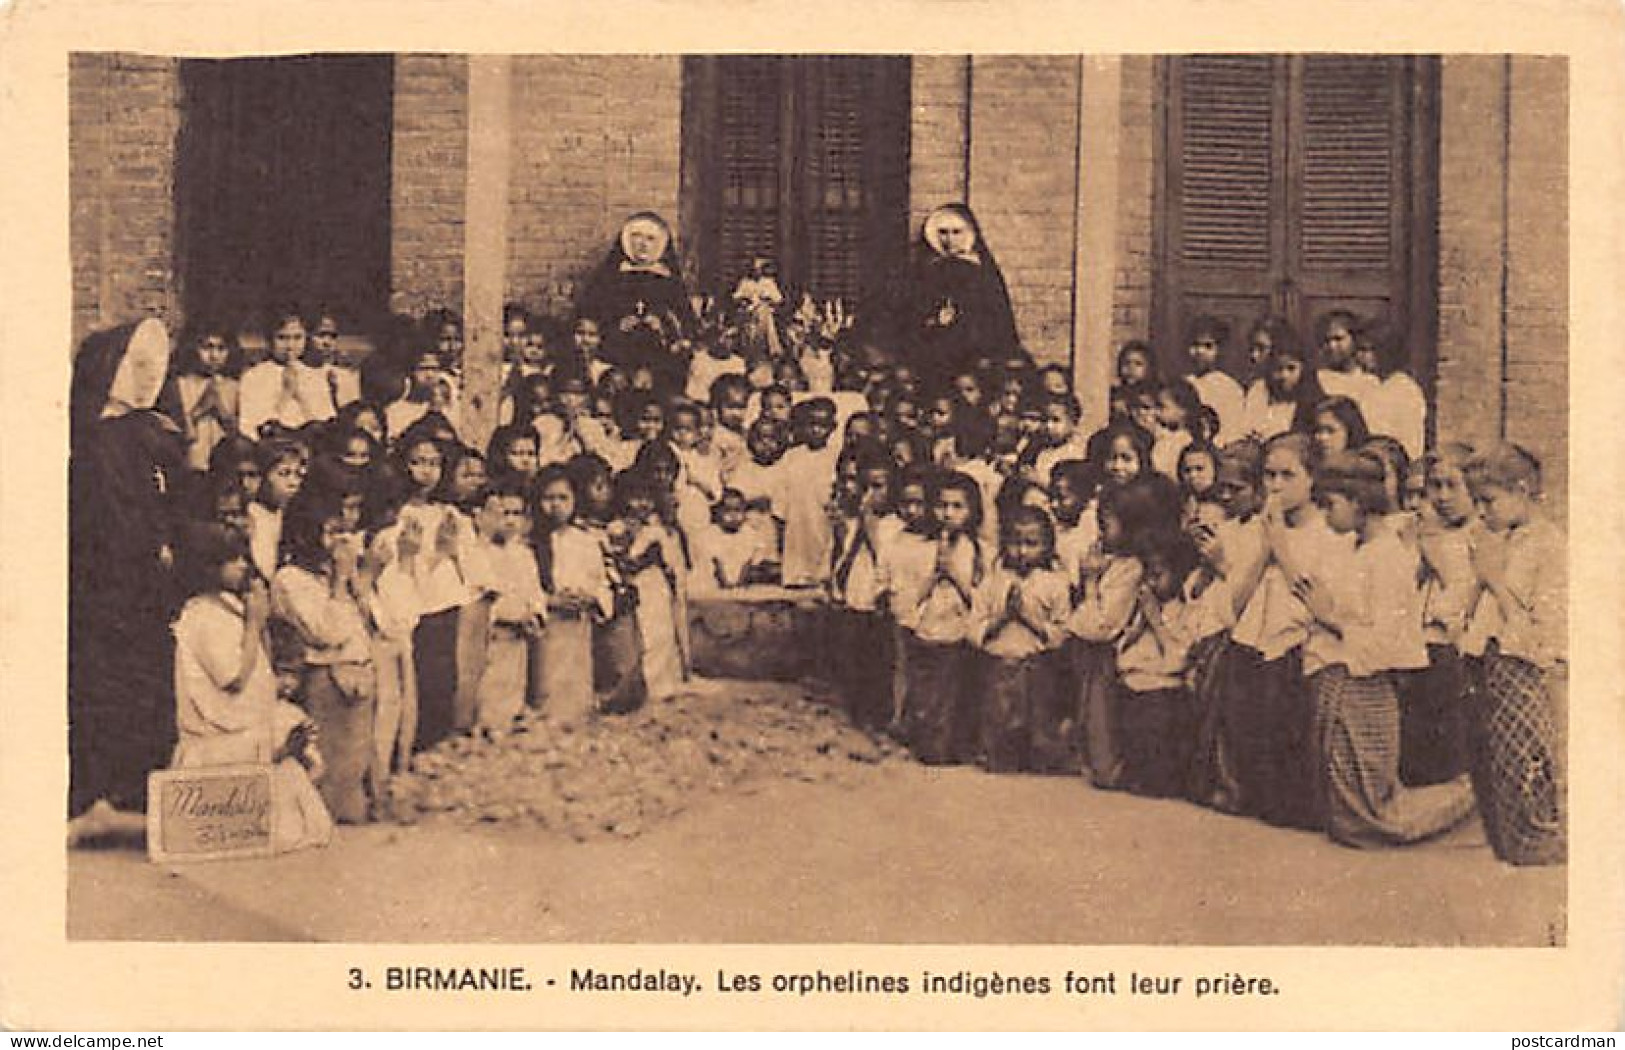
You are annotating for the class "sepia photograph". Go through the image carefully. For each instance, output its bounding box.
[59,48,1572,948]
[3,0,1621,1031]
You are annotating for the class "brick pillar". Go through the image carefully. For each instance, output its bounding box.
[1073,57,1121,432]
[461,57,513,454]
[1112,56,1157,354]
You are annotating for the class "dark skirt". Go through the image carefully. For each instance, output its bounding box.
[1184,633,1242,810]
[593,609,647,715]
[1311,666,1474,849]
[68,620,175,816]
[303,664,377,824]
[1398,643,1471,786]
[979,652,1066,774]
[833,609,897,733]
[902,636,971,765]
[412,607,460,751]
[1216,644,1320,829]
[1468,652,1566,866]
[1117,685,1198,799]
[1069,639,1123,789]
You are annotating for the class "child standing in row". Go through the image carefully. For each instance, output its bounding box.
[973,505,1070,773]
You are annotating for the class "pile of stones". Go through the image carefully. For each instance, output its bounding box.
[386,688,903,840]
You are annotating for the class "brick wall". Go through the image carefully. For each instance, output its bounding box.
[1436,56,1568,509]
[1436,57,1506,454]
[506,56,683,320]
[1111,56,1157,355]
[908,56,969,237]
[966,56,1082,367]
[69,53,181,348]
[390,55,470,318]
[1503,56,1568,508]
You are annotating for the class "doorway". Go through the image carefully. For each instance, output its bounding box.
[175,55,395,335]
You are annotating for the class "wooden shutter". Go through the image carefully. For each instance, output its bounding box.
[1289,55,1414,350]
[1157,55,1436,384]
[803,57,866,302]
[690,56,910,306]
[1298,56,1397,270]
[1160,55,1284,377]
[717,56,783,287]
[1176,55,1278,270]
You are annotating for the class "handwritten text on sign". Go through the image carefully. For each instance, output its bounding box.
[147,765,275,862]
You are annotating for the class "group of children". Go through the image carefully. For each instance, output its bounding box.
[159,294,1565,867]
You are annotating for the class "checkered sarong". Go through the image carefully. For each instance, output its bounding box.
[1470,653,1566,866]
[1312,666,1474,849]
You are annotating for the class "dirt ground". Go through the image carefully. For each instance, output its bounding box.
[68,680,1565,947]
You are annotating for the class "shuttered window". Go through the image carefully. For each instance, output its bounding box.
[683,56,910,308]
[1157,55,1437,386]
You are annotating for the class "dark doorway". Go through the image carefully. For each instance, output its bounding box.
[175,55,394,333]
[681,55,912,309]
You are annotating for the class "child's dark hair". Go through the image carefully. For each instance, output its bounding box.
[176,319,244,377]
[1051,457,1099,504]
[951,408,996,461]
[1086,420,1154,483]
[630,439,681,489]
[1313,449,1390,516]
[1047,392,1083,424]
[1106,473,1183,558]
[1313,395,1372,453]
[279,487,348,575]
[999,503,1057,566]
[176,521,252,598]
[1141,529,1201,590]
[1115,339,1161,384]
[1464,441,1544,498]
[1159,378,1204,430]
[1314,308,1360,347]
[1361,435,1410,502]
[477,472,531,510]
[709,372,751,410]
[1247,314,1299,358]
[1187,314,1230,348]
[929,469,986,538]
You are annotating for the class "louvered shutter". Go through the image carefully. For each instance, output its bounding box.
[1162,55,1283,377]
[1298,56,1399,272]
[804,57,866,303]
[1176,55,1278,270]
[1289,55,1412,350]
[717,57,784,289]
[699,56,909,308]
[1158,55,1432,383]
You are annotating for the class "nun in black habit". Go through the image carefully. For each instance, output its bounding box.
[68,318,186,834]
[575,211,698,393]
[904,202,1023,384]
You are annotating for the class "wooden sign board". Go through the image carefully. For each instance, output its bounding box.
[147,765,277,863]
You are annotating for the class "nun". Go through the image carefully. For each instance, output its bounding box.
[575,211,698,394]
[68,317,187,842]
[905,202,1023,384]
